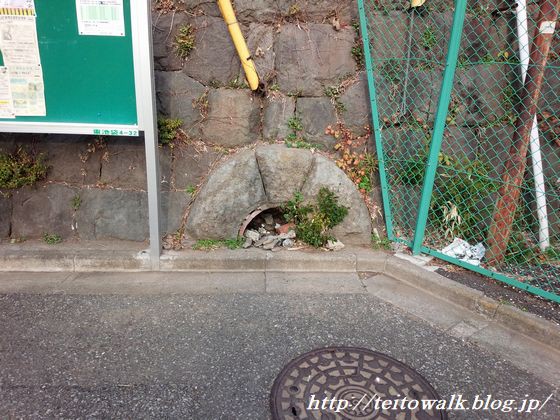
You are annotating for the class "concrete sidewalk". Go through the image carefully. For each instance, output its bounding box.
[1,242,559,351]
[0,271,559,418]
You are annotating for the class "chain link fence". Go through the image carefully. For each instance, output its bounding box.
[358,0,560,302]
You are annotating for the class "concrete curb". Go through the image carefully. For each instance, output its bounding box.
[0,246,558,350]
[382,255,560,351]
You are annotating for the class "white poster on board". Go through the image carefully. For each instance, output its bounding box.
[0,15,41,66]
[75,0,125,36]
[0,66,15,118]
[9,64,45,115]
[0,14,45,116]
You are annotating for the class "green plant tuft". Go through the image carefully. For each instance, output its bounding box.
[351,21,365,68]
[285,115,318,149]
[157,117,183,145]
[421,27,438,51]
[282,187,348,248]
[175,24,195,59]
[0,147,48,189]
[287,115,304,132]
[372,232,392,250]
[186,185,197,197]
[71,194,82,210]
[43,233,62,245]
[397,150,497,242]
[193,237,244,250]
[316,188,349,229]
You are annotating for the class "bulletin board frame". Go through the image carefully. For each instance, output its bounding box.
[0,0,162,268]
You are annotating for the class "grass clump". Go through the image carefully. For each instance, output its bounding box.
[372,231,392,250]
[0,147,48,189]
[43,233,62,245]
[175,24,195,59]
[193,238,244,250]
[282,188,348,248]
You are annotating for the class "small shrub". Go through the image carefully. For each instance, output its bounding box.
[316,188,348,228]
[282,187,348,248]
[157,117,183,145]
[283,191,313,223]
[43,233,62,245]
[297,218,326,248]
[175,25,195,59]
[0,147,48,189]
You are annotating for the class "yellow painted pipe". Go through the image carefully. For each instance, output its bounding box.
[217,0,260,91]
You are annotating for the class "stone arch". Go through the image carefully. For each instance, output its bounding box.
[185,145,372,245]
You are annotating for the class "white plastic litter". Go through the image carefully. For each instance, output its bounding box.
[441,238,486,266]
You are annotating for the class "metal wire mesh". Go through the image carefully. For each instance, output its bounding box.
[359,0,560,302]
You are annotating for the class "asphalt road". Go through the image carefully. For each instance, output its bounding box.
[0,272,558,419]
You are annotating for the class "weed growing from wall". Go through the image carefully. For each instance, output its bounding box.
[43,233,62,244]
[71,194,82,211]
[285,115,317,149]
[327,123,377,194]
[157,117,183,145]
[175,24,195,60]
[0,147,48,189]
[351,22,365,69]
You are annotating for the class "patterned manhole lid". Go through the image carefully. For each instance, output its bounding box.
[271,347,447,419]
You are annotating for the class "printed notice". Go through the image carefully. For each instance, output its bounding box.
[76,0,125,36]
[0,15,41,66]
[9,64,45,115]
[0,67,15,118]
[0,14,45,116]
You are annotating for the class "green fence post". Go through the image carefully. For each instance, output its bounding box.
[411,0,468,255]
[357,0,395,240]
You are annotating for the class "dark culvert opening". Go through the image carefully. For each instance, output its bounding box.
[238,206,296,250]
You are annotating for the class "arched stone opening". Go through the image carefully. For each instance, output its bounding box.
[185,145,372,246]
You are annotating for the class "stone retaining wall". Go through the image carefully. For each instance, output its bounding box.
[0,1,558,244]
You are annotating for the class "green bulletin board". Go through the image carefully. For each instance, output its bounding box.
[0,0,139,133]
[0,0,168,265]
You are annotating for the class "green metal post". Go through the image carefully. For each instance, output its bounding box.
[411,0,468,254]
[357,0,395,240]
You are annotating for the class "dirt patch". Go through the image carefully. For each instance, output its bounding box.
[435,265,560,325]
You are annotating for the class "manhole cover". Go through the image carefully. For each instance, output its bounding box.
[271,347,447,419]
